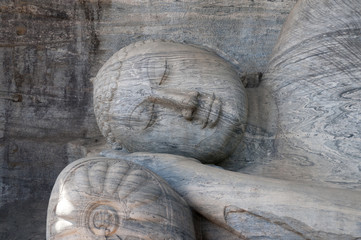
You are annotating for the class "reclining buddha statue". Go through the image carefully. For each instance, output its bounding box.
[48,1,361,239]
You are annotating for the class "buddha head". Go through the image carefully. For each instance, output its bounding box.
[93,40,247,163]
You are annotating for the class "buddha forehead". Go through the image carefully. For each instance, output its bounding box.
[93,40,247,163]
[117,46,240,94]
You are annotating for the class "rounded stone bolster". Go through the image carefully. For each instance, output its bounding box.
[47,157,195,240]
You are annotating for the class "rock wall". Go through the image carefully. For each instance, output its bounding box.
[0,0,297,239]
[0,1,102,238]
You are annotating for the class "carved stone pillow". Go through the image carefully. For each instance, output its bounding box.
[47,157,195,240]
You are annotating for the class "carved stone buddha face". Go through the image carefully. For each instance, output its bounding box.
[93,40,247,163]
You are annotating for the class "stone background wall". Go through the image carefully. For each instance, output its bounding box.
[0,0,297,239]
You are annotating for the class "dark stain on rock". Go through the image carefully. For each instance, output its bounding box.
[90,32,100,52]
[12,93,22,102]
[14,72,25,89]
[5,4,70,20]
[79,0,101,52]
[54,10,69,20]
[32,7,70,20]
[242,72,263,88]
[15,25,27,35]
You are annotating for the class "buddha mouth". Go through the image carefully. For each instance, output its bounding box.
[193,93,222,129]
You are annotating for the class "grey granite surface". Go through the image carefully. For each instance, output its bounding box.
[237,0,361,190]
[0,0,298,238]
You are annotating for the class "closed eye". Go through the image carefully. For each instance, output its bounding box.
[158,60,169,85]
[129,100,157,131]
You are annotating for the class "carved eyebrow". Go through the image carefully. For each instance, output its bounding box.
[158,60,169,85]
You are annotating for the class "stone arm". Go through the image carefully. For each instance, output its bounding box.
[103,151,361,239]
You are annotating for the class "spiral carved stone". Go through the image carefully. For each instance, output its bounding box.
[92,40,248,163]
[47,157,195,240]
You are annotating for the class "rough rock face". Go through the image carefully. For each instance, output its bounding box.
[0,0,297,239]
[0,1,102,239]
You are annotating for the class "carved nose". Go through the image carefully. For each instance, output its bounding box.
[150,90,221,128]
[149,90,200,121]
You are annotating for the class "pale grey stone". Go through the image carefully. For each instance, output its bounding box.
[10,0,361,239]
[93,40,248,163]
[50,1,361,239]
[47,157,195,240]
[102,152,361,239]
[238,0,361,190]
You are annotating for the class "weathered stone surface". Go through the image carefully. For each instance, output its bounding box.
[93,40,247,163]
[237,0,361,190]
[103,151,361,239]
[50,1,361,239]
[0,0,298,238]
[0,139,71,239]
[92,0,298,75]
[196,214,243,240]
[47,157,195,240]
[0,2,103,237]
